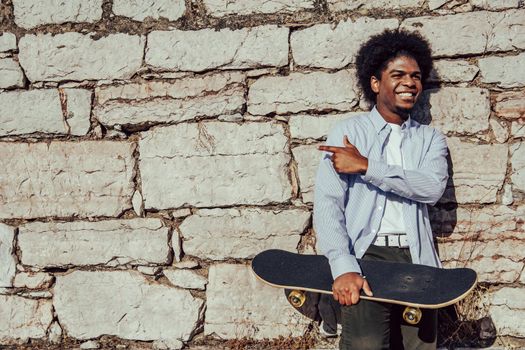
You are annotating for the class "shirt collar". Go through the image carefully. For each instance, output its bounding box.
[370,106,413,134]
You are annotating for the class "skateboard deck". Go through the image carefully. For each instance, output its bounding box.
[252,249,477,324]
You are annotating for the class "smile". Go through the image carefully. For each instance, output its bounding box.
[397,92,415,97]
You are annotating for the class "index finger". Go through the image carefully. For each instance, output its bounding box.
[318,145,345,153]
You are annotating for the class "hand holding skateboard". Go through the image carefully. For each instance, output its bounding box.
[333,272,373,306]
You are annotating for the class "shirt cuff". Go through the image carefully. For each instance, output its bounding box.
[363,159,388,187]
[329,254,362,280]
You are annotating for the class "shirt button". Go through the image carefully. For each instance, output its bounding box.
[372,229,376,234]
[377,206,382,211]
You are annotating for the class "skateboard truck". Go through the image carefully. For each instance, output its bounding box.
[288,290,306,308]
[402,307,422,325]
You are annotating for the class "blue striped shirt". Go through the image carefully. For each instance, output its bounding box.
[313,107,449,279]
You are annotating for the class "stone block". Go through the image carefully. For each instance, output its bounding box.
[19,33,144,82]
[179,208,309,260]
[471,0,519,10]
[248,70,358,115]
[430,205,525,240]
[139,122,291,208]
[146,25,288,72]
[205,264,310,339]
[494,91,525,120]
[0,58,24,88]
[441,138,507,204]
[511,142,525,192]
[491,287,525,309]
[12,0,103,28]
[328,0,424,11]
[0,89,91,137]
[430,59,479,83]
[18,219,169,268]
[479,53,525,88]
[54,270,203,343]
[439,240,524,283]
[511,121,525,138]
[0,296,53,342]
[0,224,16,288]
[0,141,135,219]
[0,33,16,52]
[402,10,525,56]
[292,144,320,203]
[291,17,398,69]
[289,112,360,140]
[94,72,244,127]
[203,0,314,16]
[490,306,525,337]
[413,88,490,135]
[163,269,207,290]
[113,0,185,21]
[13,273,53,289]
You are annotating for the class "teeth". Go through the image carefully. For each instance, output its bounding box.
[398,92,413,97]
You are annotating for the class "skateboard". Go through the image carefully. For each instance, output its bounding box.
[251,249,477,325]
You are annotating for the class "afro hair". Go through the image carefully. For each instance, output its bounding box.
[355,29,433,104]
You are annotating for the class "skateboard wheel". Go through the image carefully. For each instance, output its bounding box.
[402,307,422,325]
[288,290,306,308]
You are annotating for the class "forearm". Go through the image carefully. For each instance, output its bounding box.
[363,160,448,205]
[314,156,362,278]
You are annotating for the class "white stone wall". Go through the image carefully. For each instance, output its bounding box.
[0,0,524,348]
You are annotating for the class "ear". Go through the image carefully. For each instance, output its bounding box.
[370,75,380,94]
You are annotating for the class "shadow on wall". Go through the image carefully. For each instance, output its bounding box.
[412,81,497,348]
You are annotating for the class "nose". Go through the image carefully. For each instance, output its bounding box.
[402,75,416,87]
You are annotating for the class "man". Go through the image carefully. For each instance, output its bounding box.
[313,29,449,349]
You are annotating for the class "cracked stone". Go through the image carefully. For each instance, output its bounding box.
[401,10,525,56]
[205,264,310,339]
[292,144,321,203]
[289,112,360,140]
[203,0,314,16]
[494,91,525,120]
[179,208,309,260]
[471,0,520,10]
[54,270,204,342]
[502,184,514,205]
[441,137,507,204]
[511,121,525,138]
[12,0,102,28]
[248,70,358,115]
[18,219,169,268]
[0,58,24,88]
[163,269,207,290]
[80,340,100,349]
[0,296,53,342]
[430,205,525,240]
[146,25,288,72]
[328,0,424,11]
[490,306,525,337]
[0,33,16,52]
[94,72,244,127]
[113,0,185,21]
[429,59,479,83]
[139,122,291,208]
[413,88,490,135]
[13,273,53,289]
[511,142,525,192]
[291,17,398,69]
[19,33,144,82]
[47,321,62,344]
[0,89,91,137]
[0,141,135,219]
[132,191,144,217]
[0,224,16,288]
[490,118,509,143]
[479,53,525,88]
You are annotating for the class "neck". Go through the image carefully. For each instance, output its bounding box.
[376,104,409,126]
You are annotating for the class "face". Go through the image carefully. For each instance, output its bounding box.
[370,55,423,119]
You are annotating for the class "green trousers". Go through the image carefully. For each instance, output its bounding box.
[339,245,437,350]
